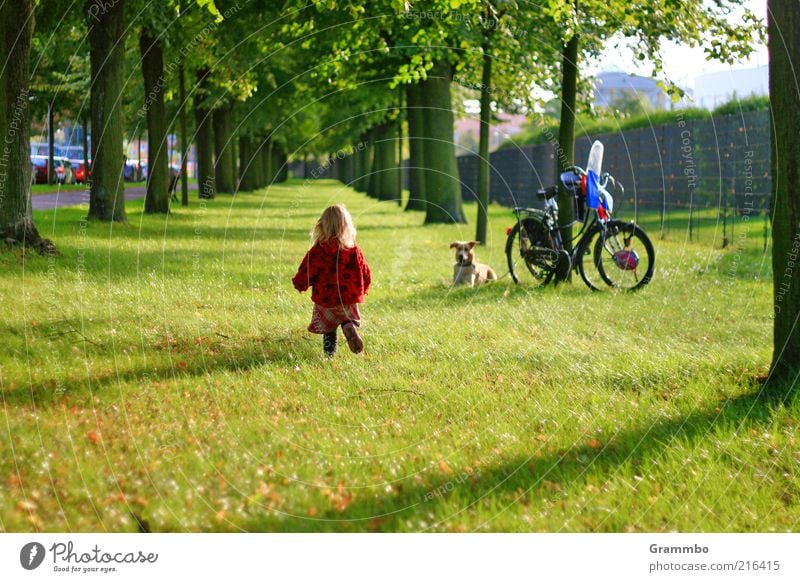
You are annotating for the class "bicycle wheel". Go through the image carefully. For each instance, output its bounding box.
[577,219,655,291]
[505,216,559,286]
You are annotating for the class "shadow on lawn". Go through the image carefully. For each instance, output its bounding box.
[368,278,576,310]
[239,378,797,533]
[1,331,316,409]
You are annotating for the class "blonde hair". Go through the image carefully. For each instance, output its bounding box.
[311,204,357,248]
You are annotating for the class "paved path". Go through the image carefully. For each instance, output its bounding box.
[32,183,198,211]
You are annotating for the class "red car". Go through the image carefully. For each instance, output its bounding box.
[68,159,90,183]
[30,155,74,184]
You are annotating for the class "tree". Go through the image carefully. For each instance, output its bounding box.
[281,0,469,222]
[213,104,234,193]
[541,0,762,277]
[86,0,128,222]
[0,0,53,252]
[420,60,465,223]
[555,32,579,257]
[194,68,215,199]
[404,83,426,211]
[140,27,170,213]
[768,0,800,380]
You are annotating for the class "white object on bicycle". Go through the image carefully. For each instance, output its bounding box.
[587,140,604,175]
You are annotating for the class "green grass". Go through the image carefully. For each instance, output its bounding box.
[32,179,198,196]
[1,179,795,533]
[31,183,89,195]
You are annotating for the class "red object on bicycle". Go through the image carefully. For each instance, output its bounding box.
[580,174,587,197]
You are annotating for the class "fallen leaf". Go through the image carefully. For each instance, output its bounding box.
[332,492,353,512]
[438,459,453,475]
[16,499,37,511]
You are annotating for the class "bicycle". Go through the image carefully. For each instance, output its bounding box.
[505,140,655,291]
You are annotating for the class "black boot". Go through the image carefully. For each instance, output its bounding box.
[323,331,338,356]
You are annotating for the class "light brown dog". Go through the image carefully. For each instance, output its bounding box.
[450,241,497,287]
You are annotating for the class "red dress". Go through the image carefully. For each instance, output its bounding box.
[292,240,372,333]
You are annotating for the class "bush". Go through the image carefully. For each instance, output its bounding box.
[502,94,768,149]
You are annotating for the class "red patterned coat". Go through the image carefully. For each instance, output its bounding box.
[292,240,372,307]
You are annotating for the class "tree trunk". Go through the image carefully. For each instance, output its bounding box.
[556,34,579,261]
[87,0,127,221]
[194,69,215,199]
[47,102,55,185]
[405,84,426,211]
[397,96,403,206]
[267,139,275,184]
[253,139,264,187]
[475,32,493,243]
[178,64,188,206]
[140,28,169,213]
[238,135,258,191]
[213,106,234,193]
[346,149,355,186]
[355,130,373,193]
[420,60,464,224]
[377,120,399,202]
[367,125,384,198]
[82,111,89,180]
[230,131,238,190]
[768,1,800,380]
[352,141,362,189]
[274,145,287,183]
[0,0,52,252]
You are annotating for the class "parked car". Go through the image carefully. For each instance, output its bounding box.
[31,155,74,184]
[124,159,146,182]
[68,159,90,183]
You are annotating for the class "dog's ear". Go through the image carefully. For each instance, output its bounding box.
[449,242,459,249]
[468,241,480,249]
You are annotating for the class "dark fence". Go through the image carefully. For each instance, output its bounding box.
[457,109,771,213]
[289,109,771,218]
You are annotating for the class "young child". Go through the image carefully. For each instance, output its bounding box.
[292,204,372,356]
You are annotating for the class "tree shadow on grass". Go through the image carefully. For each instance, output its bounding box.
[368,278,574,311]
[1,331,320,409]
[238,377,797,532]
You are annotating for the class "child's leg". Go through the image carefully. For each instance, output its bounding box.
[341,320,363,354]
[323,330,338,356]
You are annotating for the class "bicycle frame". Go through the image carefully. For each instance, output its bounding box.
[507,141,654,291]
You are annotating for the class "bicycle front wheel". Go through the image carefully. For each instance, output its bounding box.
[577,220,655,291]
[505,217,558,287]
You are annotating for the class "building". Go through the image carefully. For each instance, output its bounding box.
[454,113,527,154]
[593,70,669,111]
[693,65,768,110]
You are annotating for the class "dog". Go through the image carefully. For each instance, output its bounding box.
[450,241,497,287]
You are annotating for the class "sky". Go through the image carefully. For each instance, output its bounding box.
[590,0,768,95]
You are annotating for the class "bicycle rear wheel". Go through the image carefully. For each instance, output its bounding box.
[577,220,655,291]
[505,216,559,286]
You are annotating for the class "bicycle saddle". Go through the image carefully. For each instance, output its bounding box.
[536,186,558,200]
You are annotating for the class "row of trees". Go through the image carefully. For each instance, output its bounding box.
[2,0,796,382]
[0,0,762,236]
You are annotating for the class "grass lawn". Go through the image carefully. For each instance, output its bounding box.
[31,183,89,195]
[1,179,796,533]
[31,180,199,196]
